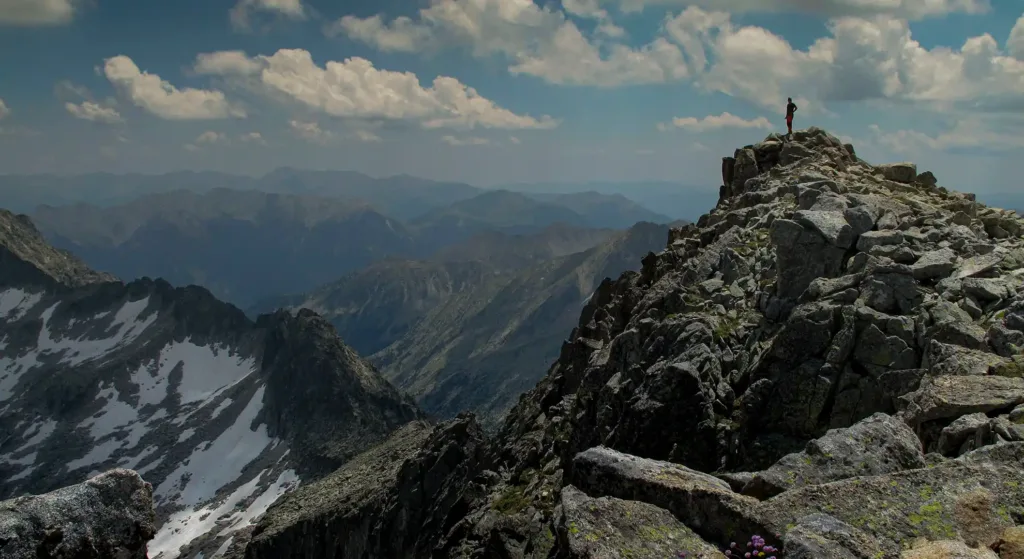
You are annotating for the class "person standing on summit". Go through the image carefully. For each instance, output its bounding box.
[785,97,798,136]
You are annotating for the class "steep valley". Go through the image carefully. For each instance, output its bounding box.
[264,221,670,427]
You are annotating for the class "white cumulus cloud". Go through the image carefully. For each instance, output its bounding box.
[65,101,123,123]
[0,0,78,25]
[194,48,558,130]
[1009,14,1024,60]
[103,55,246,120]
[657,112,772,132]
[0,98,9,120]
[662,7,1024,112]
[331,0,687,87]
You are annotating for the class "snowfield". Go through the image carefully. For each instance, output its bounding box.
[0,287,300,559]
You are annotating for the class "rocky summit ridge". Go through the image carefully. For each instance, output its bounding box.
[235,127,1024,559]
[6,126,1024,559]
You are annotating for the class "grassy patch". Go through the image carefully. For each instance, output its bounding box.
[493,485,532,515]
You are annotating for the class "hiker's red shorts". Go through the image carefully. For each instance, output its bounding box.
[786,116,793,125]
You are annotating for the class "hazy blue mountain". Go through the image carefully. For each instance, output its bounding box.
[409,190,594,247]
[33,189,421,306]
[32,186,664,308]
[492,180,720,222]
[0,169,483,219]
[523,191,674,228]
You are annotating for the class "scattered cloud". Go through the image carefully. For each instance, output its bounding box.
[332,0,687,87]
[289,119,332,143]
[230,0,306,30]
[327,15,434,51]
[103,55,246,120]
[563,0,605,19]
[193,48,558,129]
[240,131,266,144]
[354,129,382,143]
[65,101,123,123]
[196,131,227,144]
[184,131,229,151]
[0,0,78,25]
[869,120,1024,154]
[509,135,521,144]
[54,81,91,99]
[0,98,9,120]
[657,112,772,132]
[615,0,990,19]
[441,135,491,146]
[193,50,265,76]
[562,0,626,37]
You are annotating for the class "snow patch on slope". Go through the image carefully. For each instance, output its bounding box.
[0,288,43,321]
[149,466,299,559]
[38,297,158,367]
[155,385,273,508]
[166,341,257,405]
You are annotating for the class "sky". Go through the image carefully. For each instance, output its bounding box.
[0,0,1022,195]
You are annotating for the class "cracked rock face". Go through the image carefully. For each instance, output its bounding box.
[243,415,486,559]
[0,468,156,559]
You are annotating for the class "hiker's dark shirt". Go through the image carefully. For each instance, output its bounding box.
[786,102,797,118]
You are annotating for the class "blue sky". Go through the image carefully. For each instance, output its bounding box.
[0,0,1022,196]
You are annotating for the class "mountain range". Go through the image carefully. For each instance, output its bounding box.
[6,127,1024,559]
[0,168,687,219]
[31,187,672,307]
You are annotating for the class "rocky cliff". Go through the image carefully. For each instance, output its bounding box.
[0,468,155,559]
[242,127,1024,558]
[243,414,486,559]
[0,209,422,558]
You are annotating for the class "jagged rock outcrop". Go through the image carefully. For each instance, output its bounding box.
[423,127,1024,559]
[243,414,486,559]
[0,209,115,289]
[0,468,156,558]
